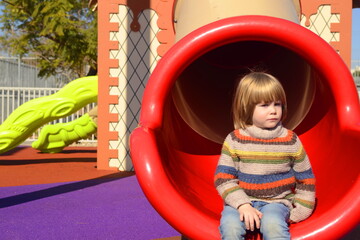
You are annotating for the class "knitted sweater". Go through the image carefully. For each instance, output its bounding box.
[214,124,316,223]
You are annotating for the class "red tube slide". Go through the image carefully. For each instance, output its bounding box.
[130,16,360,239]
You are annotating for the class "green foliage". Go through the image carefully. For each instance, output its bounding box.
[353,70,360,77]
[0,0,97,80]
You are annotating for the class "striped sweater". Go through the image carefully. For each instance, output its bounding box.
[214,124,316,223]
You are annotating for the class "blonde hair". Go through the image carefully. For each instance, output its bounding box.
[232,72,287,129]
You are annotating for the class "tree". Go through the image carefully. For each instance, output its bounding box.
[354,69,360,77]
[0,0,97,81]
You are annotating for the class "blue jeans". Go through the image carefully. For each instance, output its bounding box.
[219,201,290,240]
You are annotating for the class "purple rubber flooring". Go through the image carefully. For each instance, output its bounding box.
[0,175,180,240]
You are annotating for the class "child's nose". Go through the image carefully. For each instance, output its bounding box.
[269,104,278,114]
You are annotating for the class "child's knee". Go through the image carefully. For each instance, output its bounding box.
[220,212,246,239]
[219,221,246,240]
[260,216,290,239]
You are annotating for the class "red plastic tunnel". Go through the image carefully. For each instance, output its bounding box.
[130,16,360,239]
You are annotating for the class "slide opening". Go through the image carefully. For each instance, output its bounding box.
[159,38,340,216]
[160,37,356,236]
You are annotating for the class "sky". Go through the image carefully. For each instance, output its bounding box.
[352,8,360,68]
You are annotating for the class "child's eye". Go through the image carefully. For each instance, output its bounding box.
[275,102,282,106]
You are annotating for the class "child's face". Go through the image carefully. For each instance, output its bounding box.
[252,101,282,129]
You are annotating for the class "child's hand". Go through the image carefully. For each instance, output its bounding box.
[238,203,263,231]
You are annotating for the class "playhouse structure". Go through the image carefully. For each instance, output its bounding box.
[94,0,359,239]
[96,0,354,170]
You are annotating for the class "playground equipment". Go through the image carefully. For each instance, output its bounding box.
[130,1,360,239]
[0,76,98,154]
[32,110,97,153]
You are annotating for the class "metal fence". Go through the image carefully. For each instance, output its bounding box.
[0,57,69,88]
[352,61,360,97]
[0,86,97,147]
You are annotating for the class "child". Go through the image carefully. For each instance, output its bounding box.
[214,72,316,240]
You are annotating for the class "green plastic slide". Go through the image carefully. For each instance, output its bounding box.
[0,76,98,154]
